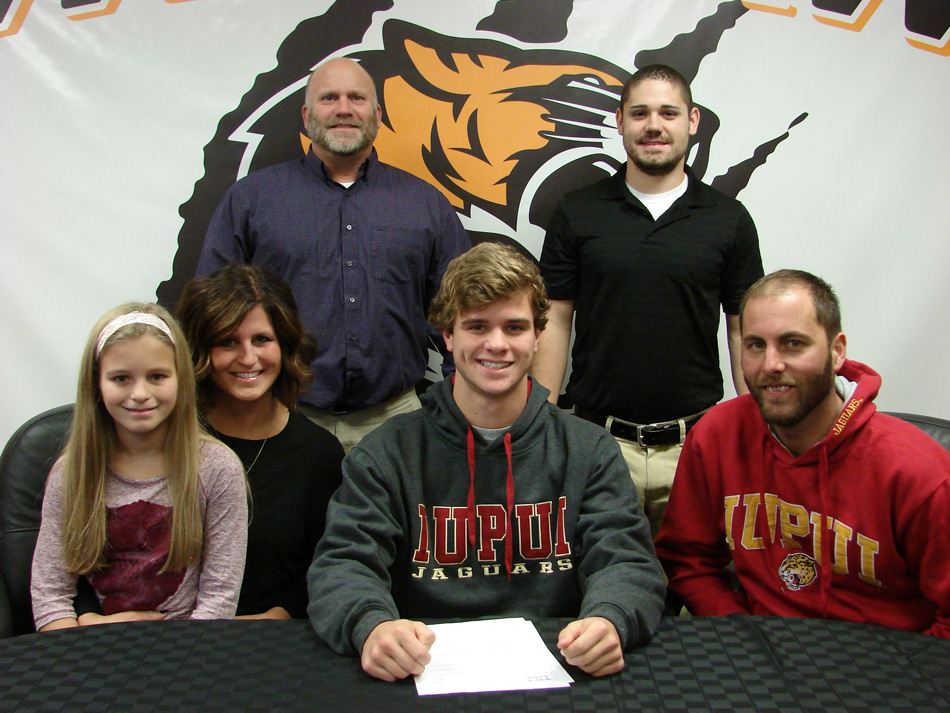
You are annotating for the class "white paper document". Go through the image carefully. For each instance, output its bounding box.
[414,617,575,696]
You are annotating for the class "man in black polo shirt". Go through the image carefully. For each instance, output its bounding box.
[535,64,763,538]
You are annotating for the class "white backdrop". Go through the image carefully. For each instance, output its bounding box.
[2,0,948,448]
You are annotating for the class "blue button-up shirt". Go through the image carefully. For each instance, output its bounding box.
[197,149,470,411]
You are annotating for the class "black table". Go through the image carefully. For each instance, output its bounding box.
[2,616,949,712]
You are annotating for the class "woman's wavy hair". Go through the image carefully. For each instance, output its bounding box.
[176,264,316,410]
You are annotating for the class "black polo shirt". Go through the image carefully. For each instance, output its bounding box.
[540,168,763,423]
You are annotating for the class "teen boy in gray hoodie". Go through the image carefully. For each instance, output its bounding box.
[308,242,665,682]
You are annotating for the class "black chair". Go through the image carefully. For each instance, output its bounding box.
[886,412,950,453]
[0,569,11,639]
[0,405,73,637]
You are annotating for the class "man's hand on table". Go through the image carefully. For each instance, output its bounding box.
[361,619,436,682]
[557,616,624,676]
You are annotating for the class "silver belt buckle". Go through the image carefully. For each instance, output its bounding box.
[637,420,686,447]
[636,423,654,448]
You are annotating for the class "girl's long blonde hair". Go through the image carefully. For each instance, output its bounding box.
[61,302,209,574]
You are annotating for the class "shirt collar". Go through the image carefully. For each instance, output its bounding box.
[601,165,714,209]
[304,147,380,185]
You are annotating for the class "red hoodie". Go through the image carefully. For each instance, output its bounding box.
[656,359,950,638]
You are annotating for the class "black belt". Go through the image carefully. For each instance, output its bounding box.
[574,407,706,448]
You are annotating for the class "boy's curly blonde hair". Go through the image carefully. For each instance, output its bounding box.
[428,242,549,333]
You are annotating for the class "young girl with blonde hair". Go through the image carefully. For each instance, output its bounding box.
[31,303,248,630]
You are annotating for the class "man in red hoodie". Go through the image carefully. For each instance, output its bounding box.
[656,269,950,638]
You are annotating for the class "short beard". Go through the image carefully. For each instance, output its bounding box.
[748,355,837,429]
[631,153,682,177]
[622,133,688,177]
[306,112,379,156]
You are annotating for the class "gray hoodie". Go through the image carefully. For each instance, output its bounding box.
[307,378,665,655]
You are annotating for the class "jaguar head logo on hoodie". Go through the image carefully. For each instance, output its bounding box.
[779,553,818,591]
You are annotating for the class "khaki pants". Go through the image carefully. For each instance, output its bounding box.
[300,387,422,453]
[614,437,683,541]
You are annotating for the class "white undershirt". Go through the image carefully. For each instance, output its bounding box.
[472,425,509,443]
[626,174,689,220]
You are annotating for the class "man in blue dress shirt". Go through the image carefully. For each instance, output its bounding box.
[198,58,471,450]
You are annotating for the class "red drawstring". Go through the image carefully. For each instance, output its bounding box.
[504,431,514,579]
[459,377,528,579]
[817,445,832,618]
[465,428,515,579]
[466,428,477,549]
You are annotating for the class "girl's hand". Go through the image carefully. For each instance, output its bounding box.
[235,606,292,620]
[77,611,167,626]
[38,618,79,632]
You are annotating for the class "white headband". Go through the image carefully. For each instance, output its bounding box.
[95,312,175,357]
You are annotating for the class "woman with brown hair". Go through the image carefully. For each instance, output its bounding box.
[177,264,343,619]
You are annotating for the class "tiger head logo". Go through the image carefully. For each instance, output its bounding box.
[157,0,803,308]
[778,553,818,591]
